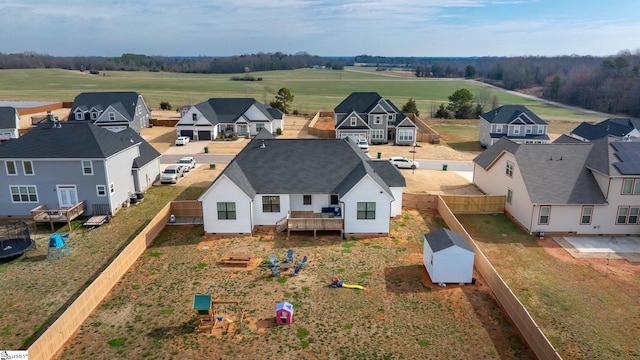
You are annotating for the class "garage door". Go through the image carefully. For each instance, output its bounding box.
[180,130,193,139]
[198,131,212,141]
[339,132,366,140]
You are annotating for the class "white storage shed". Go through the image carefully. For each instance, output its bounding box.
[423,228,475,284]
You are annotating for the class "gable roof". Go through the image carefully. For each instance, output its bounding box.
[480,105,547,125]
[553,134,586,144]
[474,138,606,204]
[69,91,142,121]
[208,137,403,198]
[266,107,284,120]
[424,228,473,253]
[585,136,640,176]
[195,98,274,126]
[334,92,409,127]
[128,129,161,168]
[570,118,638,141]
[0,122,142,159]
[0,107,17,129]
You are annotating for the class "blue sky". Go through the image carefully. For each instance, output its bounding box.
[0,0,638,57]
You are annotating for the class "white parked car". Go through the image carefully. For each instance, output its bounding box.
[177,157,196,172]
[389,156,419,169]
[356,138,369,152]
[160,165,184,184]
[175,136,190,146]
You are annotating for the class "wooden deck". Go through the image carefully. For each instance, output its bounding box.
[286,211,344,238]
[31,201,87,231]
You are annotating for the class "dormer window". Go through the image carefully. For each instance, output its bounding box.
[350,116,356,126]
[108,112,115,121]
[75,111,84,120]
[91,112,98,120]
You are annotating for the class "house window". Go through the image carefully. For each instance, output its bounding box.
[398,129,413,142]
[621,179,640,194]
[256,123,265,132]
[371,129,384,141]
[580,206,593,225]
[538,127,544,134]
[75,111,84,120]
[506,161,514,177]
[539,206,550,225]
[262,196,280,213]
[6,161,16,175]
[617,206,639,224]
[23,161,33,175]
[91,112,98,120]
[96,185,107,197]
[513,126,520,135]
[82,160,93,175]
[108,112,115,121]
[217,202,237,220]
[192,113,197,121]
[109,183,115,194]
[350,117,357,126]
[506,189,513,205]
[10,185,38,203]
[495,124,503,133]
[137,105,142,115]
[387,115,393,123]
[374,115,382,125]
[303,195,312,205]
[526,126,532,134]
[357,202,376,219]
[330,194,339,205]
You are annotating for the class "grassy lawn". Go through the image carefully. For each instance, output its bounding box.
[457,214,640,359]
[57,210,534,359]
[0,183,204,350]
[0,68,606,126]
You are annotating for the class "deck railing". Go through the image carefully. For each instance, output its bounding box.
[31,201,87,231]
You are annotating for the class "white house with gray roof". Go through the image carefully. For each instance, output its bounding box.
[69,91,151,133]
[199,131,406,236]
[479,105,549,148]
[473,136,640,235]
[0,122,161,217]
[176,98,282,141]
[334,92,417,145]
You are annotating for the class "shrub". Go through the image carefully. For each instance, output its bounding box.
[275,128,282,135]
[160,101,172,110]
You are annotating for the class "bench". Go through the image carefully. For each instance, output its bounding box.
[221,253,252,266]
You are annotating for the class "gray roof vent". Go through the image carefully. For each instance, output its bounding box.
[260,140,266,149]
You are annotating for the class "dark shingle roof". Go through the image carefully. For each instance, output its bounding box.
[480,105,547,125]
[334,92,383,114]
[215,137,402,197]
[570,119,636,141]
[474,138,606,204]
[585,136,640,176]
[424,228,473,253]
[197,98,273,126]
[266,107,284,120]
[553,134,586,144]
[129,129,161,168]
[0,122,141,159]
[69,92,141,121]
[0,107,17,129]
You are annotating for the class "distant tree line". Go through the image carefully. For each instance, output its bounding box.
[3,50,640,116]
[0,51,348,73]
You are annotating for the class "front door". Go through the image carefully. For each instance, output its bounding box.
[238,125,248,136]
[57,185,78,208]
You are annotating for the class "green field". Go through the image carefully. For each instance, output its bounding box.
[0,68,602,126]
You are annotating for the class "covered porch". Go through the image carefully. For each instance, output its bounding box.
[277,210,344,239]
[31,201,87,231]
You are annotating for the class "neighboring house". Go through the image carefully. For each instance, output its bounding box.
[478,105,550,148]
[569,118,640,141]
[423,228,475,284]
[334,92,417,145]
[0,122,161,217]
[175,98,281,141]
[0,107,20,140]
[473,136,640,235]
[68,91,151,133]
[199,131,406,236]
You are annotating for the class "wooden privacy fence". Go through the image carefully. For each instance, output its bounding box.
[440,195,505,213]
[402,193,439,210]
[170,200,203,218]
[27,203,173,360]
[435,195,562,360]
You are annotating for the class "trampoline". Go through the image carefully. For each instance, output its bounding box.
[0,221,35,259]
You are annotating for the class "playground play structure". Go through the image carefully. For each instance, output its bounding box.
[47,233,71,259]
[192,294,245,335]
[0,221,36,260]
[269,250,307,276]
[330,278,367,291]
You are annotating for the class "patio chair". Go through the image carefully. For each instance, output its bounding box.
[269,254,280,267]
[295,255,307,268]
[270,266,281,277]
[284,249,294,263]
